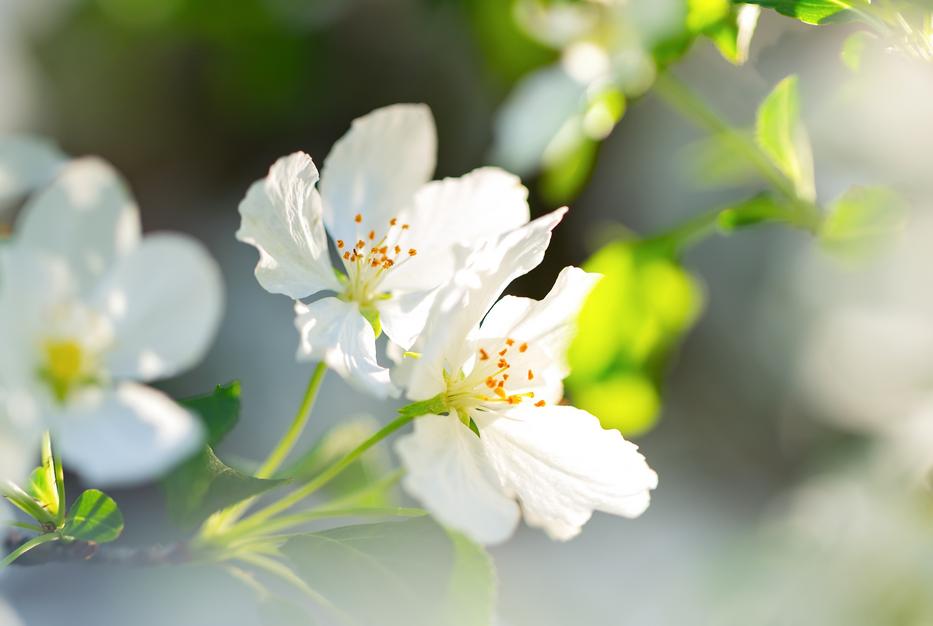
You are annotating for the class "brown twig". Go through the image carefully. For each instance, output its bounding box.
[3,532,190,567]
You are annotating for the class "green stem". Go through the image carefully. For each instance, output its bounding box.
[224,412,419,539]
[1,533,59,568]
[224,507,425,544]
[257,362,328,479]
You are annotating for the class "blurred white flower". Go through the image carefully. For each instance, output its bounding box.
[0,157,223,486]
[395,210,658,544]
[0,136,66,215]
[237,104,531,397]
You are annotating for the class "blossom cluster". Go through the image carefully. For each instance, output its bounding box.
[238,104,657,543]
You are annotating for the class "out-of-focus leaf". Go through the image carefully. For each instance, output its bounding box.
[574,373,661,436]
[180,381,241,446]
[163,446,286,529]
[285,517,495,626]
[61,489,123,543]
[540,134,599,204]
[841,30,875,71]
[282,417,393,508]
[681,132,760,186]
[567,241,703,435]
[687,0,732,33]
[820,186,908,259]
[755,75,815,201]
[704,4,760,64]
[741,0,867,25]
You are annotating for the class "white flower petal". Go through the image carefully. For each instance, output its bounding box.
[93,233,224,382]
[0,135,66,214]
[377,287,438,351]
[54,383,204,486]
[480,266,601,381]
[380,167,531,292]
[405,208,567,401]
[320,104,436,244]
[15,157,141,293]
[237,152,339,299]
[294,297,397,398]
[396,413,520,545]
[478,405,657,541]
[0,391,41,483]
[0,248,76,384]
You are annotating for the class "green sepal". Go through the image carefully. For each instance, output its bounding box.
[398,394,447,420]
[360,305,382,338]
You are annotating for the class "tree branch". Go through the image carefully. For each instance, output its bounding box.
[3,532,190,567]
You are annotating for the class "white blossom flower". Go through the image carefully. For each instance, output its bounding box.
[236,104,531,397]
[395,210,658,544]
[0,157,223,486]
[0,136,65,215]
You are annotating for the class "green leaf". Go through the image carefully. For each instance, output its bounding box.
[820,186,908,259]
[741,0,866,25]
[61,489,123,543]
[3,483,56,525]
[755,75,815,201]
[704,4,761,65]
[840,30,875,71]
[282,417,393,508]
[567,241,703,435]
[25,465,60,521]
[285,518,495,626]
[163,446,286,529]
[540,135,599,204]
[180,381,241,446]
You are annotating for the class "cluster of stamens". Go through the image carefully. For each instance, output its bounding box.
[337,214,417,303]
[475,338,546,408]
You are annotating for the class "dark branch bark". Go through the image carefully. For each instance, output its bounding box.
[3,532,190,567]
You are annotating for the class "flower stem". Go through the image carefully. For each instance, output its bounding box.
[256,362,328,479]
[1,533,58,568]
[222,412,419,539]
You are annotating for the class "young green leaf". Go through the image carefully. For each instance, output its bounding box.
[61,489,124,543]
[25,465,60,521]
[180,381,241,446]
[820,186,908,258]
[755,75,815,201]
[163,446,287,529]
[841,30,876,71]
[285,517,495,626]
[742,0,866,25]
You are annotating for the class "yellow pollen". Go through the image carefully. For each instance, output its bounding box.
[42,340,90,403]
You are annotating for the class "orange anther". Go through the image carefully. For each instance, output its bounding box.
[519,343,528,353]
[337,240,345,249]
[408,248,417,256]
[402,224,410,230]
[355,214,362,223]
[534,400,546,407]
[368,230,375,240]
[506,338,515,346]
[494,387,507,399]
[390,218,398,226]
[479,348,489,360]
[527,370,534,380]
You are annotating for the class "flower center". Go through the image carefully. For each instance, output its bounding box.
[336,213,417,306]
[443,338,547,418]
[39,339,99,403]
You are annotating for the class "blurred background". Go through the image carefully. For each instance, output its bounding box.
[2,0,933,624]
